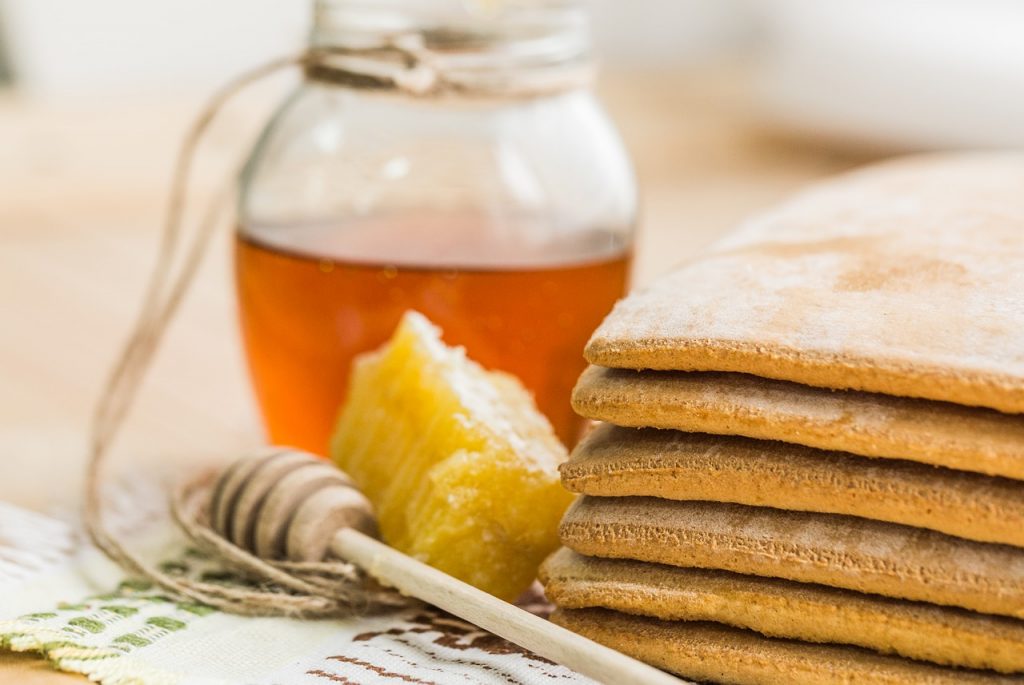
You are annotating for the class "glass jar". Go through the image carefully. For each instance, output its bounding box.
[236,0,637,454]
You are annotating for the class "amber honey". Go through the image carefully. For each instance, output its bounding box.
[235,226,630,454]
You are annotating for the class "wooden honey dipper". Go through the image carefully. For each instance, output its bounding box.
[209,448,685,685]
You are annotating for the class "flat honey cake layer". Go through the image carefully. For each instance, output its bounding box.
[584,154,1024,413]
[561,423,1024,547]
[540,548,1024,673]
[552,608,1024,685]
[572,366,1024,479]
[559,497,1024,618]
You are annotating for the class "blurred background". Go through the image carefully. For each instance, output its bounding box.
[3,0,1024,507]
[4,0,1024,146]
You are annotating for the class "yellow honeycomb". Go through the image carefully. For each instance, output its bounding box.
[330,311,573,600]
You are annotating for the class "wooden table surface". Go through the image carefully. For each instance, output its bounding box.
[0,68,876,682]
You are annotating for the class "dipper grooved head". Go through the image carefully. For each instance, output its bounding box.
[210,448,377,561]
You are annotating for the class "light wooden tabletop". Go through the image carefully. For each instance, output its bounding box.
[0,67,876,682]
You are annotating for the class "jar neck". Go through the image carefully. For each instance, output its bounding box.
[309,0,593,96]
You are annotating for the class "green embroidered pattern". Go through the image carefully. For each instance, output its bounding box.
[0,547,233,685]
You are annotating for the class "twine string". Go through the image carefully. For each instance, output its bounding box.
[83,38,590,618]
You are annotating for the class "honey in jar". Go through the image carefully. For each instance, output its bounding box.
[235,0,637,453]
[236,216,630,453]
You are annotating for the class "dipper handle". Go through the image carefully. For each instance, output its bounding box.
[331,527,687,685]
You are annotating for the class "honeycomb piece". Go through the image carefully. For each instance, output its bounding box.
[330,311,573,600]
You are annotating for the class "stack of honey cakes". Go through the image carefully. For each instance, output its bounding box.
[540,154,1024,684]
